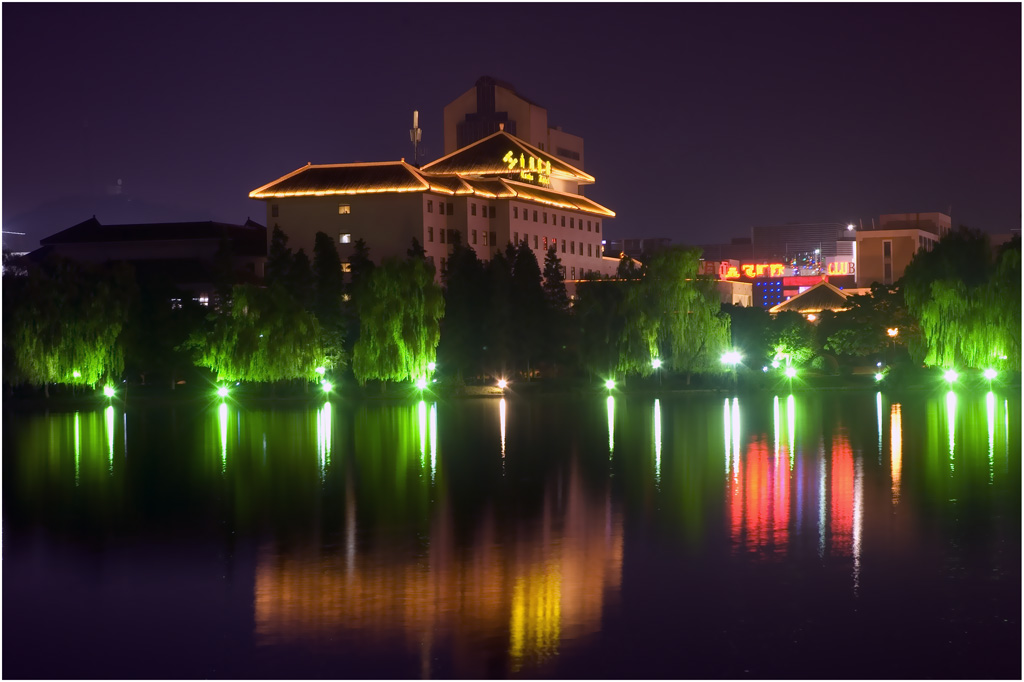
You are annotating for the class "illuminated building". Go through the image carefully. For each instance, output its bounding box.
[444,76,585,173]
[250,130,619,281]
[855,212,949,286]
[768,279,851,321]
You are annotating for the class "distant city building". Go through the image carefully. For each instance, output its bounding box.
[250,131,618,281]
[603,237,672,261]
[750,222,856,262]
[855,212,949,287]
[444,76,585,174]
[30,217,266,304]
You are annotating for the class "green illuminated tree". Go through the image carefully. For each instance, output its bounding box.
[3,256,134,393]
[351,256,444,386]
[902,229,1020,370]
[573,276,628,378]
[190,283,325,382]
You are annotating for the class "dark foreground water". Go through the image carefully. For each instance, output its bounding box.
[3,390,1020,679]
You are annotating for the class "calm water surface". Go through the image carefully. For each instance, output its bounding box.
[3,391,1020,679]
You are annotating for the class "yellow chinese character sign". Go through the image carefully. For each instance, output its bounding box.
[503,151,551,186]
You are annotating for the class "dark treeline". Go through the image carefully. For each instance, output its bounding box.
[3,226,1018,397]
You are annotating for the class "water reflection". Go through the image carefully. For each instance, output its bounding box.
[986,392,996,484]
[946,391,957,471]
[499,398,507,462]
[317,401,332,478]
[653,399,661,486]
[218,402,228,474]
[891,403,903,503]
[253,462,623,677]
[606,396,615,457]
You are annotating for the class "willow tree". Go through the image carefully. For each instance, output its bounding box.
[191,283,325,382]
[3,256,134,393]
[352,256,444,386]
[616,246,730,380]
[902,229,1020,370]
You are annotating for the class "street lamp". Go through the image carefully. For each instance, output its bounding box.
[887,327,899,365]
[604,379,615,391]
[652,358,662,386]
[722,351,741,391]
[944,369,958,385]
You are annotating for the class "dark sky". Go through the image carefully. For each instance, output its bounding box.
[3,3,1020,250]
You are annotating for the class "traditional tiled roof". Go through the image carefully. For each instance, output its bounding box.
[458,177,516,199]
[501,179,615,217]
[769,279,850,315]
[249,161,429,198]
[40,217,266,254]
[420,130,594,183]
[422,174,473,195]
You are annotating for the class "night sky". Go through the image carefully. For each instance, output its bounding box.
[2,3,1020,252]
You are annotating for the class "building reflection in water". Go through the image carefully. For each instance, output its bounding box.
[653,399,662,486]
[946,391,957,472]
[726,396,863,584]
[254,406,623,677]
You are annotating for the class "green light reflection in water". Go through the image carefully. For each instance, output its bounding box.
[429,402,437,482]
[318,402,333,479]
[876,391,883,463]
[219,402,229,474]
[723,398,731,475]
[731,398,741,475]
[773,396,780,465]
[499,398,507,464]
[105,405,115,473]
[74,412,81,486]
[787,395,795,471]
[418,400,428,469]
[607,396,615,458]
[946,391,957,473]
[986,392,996,484]
[653,399,661,486]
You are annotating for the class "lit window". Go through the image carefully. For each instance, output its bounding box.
[571,266,576,279]
[471,203,477,216]
[340,233,352,244]
[543,236,548,249]
[338,204,351,215]
[198,294,209,307]
[427,226,434,242]
[483,231,489,246]
[341,262,352,273]
[472,229,478,244]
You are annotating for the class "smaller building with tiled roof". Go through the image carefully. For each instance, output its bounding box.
[769,279,850,320]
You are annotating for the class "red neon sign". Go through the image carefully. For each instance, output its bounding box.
[721,263,785,279]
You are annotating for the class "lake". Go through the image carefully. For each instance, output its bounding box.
[2,389,1019,679]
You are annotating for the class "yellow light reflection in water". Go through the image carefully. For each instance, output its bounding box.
[787,395,795,470]
[876,391,883,461]
[500,398,507,461]
[986,392,996,484]
[418,400,428,469]
[890,403,902,503]
[429,402,437,481]
[653,399,661,485]
[606,396,615,457]
[946,391,957,472]
[509,562,562,672]
[105,405,115,473]
[219,402,228,474]
[317,402,332,478]
[74,412,81,486]
[818,446,826,559]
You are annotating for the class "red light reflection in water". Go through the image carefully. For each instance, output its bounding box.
[729,431,859,561]
[729,437,790,555]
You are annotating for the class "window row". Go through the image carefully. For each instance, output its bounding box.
[425,227,603,259]
[511,206,600,233]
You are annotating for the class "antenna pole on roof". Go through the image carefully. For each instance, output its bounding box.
[409,110,422,167]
